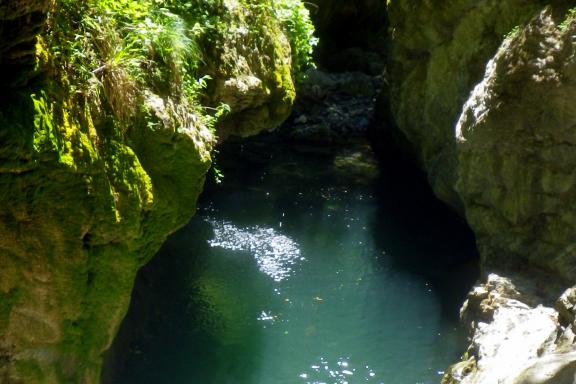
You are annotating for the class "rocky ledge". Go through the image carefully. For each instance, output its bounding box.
[444,274,576,384]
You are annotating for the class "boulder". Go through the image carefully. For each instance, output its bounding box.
[455,9,576,281]
[444,274,576,384]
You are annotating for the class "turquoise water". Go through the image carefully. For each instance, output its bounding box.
[103,138,478,384]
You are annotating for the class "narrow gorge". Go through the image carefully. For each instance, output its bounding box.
[1,1,576,383]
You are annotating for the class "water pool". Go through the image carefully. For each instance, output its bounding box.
[102,138,478,384]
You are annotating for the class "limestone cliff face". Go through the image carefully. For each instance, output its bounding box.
[456,8,576,282]
[384,2,576,382]
[0,1,298,383]
[385,1,576,280]
[385,0,543,209]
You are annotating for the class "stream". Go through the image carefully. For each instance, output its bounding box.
[102,136,479,384]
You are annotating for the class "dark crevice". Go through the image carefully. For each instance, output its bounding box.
[303,0,481,314]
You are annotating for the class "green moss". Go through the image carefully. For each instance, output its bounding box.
[0,2,213,382]
[0,290,20,331]
[0,0,301,382]
[559,7,576,31]
[14,359,45,383]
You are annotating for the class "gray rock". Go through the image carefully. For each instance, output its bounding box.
[513,349,576,384]
[445,274,569,384]
[455,9,576,281]
[557,287,576,326]
[383,0,543,209]
[385,1,576,281]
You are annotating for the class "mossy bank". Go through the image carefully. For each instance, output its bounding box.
[0,0,314,382]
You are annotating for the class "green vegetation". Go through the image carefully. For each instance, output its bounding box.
[273,0,319,79]
[46,0,211,136]
[559,7,576,31]
[504,25,520,39]
[0,0,314,381]
[43,0,316,137]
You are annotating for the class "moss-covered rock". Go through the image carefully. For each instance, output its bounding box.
[204,0,297,139]
[0,0,304,382]
[455,7,576,282]
[0,69,213,384]
[384,0,544,209]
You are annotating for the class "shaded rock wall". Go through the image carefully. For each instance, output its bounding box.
[383,3,576,382]
[306,0,387,73]
[385,0,544,209]
[455,8,576,281]
[385,1,576,281]
[0,0,51,87]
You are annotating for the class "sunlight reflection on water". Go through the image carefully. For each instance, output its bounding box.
[299,356,384,384]
[207,219,304,282]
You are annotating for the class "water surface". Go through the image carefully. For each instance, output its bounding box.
[103,137,478,384]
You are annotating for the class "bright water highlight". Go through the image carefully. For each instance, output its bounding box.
[207,220,303,282]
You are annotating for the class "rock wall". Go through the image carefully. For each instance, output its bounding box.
[0,0,299,383]
[385,0,544,209]
[386,1,576,280]
[384,2,576,382]
[0,0,51,87]
[204,1,296,139]
[443,274,576,384]
[456,8,576,282]
[306,0,387,73]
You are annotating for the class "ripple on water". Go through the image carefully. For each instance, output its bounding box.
[207,219,304,282]
[298,357,383,384]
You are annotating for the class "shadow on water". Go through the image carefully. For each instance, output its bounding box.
[101,218,268,384]
[372,166,480,320]
[213,134,480,319]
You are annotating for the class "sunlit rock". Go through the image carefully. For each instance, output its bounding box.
[444,274,576,384]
